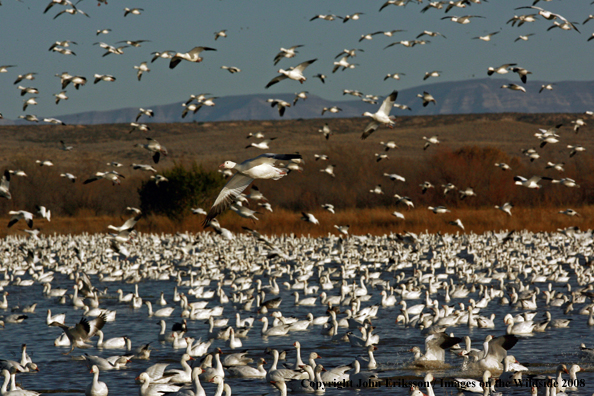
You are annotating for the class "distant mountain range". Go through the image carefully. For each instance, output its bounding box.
[5,78,594,125]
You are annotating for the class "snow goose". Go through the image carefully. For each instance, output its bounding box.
[7,211,33,228]
[260,317,290,336]
[164,354,194,383]
[410,332,462,363]
[220,66,240,74]
[474,31,500,41]
[501,84,526,93]
[321,106,342,115]
[46,309,65,325]
[423,136,440,149]
[514,175,551,189]
[227,358,266,378]
[478,334,518,371]
[83,171,124,185]
[96,330,129,349]
[265,59,317,88]
[266,99,290,116]
[136,372,181,396]
[361,90,397,139]
[85,365,108,396]
[301,212,319,225]
[50,313,107,354]
[136,138,168,164]
[0,170,11,199]
[495,202,513,216]
[134,62,150,81]
[273,45,303,65]
[203,153,302,225]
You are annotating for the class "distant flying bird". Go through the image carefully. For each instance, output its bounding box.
[487,63,517,76]
[473,31,500,41]
[514,175,551,188]
[273,45,303,65]
[129,123,150,133]
[214,30,227,40]
[14,72,37,85]
[44,0,74,14]
[293,91,308,105]
[60,140,73,150]
[495,202,514,216]
[501,84,526,93]
[54,8,90,19]
[340,12,364,23]
[423,136,440,150]
[313,74,326,83]
[384,173,405,182]
[265,59,317,88]
[318,123,332,140]
[321,204,335,213]
[60,173,77,183]
[0,170,11,199]
[124,7,144,16]
[321,106,342,115]
[424,71,441,80]
[267,99,291,117]
[515,33,535,42]
[169,47,217,69]
[135,138,168,164]
[131,164,157,173]
[8,210,34,228]
[310,14,337,21]
[320,164,336,178]
[96,29,111,35]
[36,160,54,167]
[539,83,555,93]
[221,66,241,74]
[301,212,319,225]
[246,137,277,150]
[203,153,302,225]
[136,108,154,122]
[420,181,435,194]
[84,171,125,185]
[559,209,580,216]
[418,92,436,107]
[361,90,398,139]
[93,74,116,84]
[449,219,465,230]
[441,15,485,24]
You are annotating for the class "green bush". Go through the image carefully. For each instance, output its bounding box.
[138,162,225,221]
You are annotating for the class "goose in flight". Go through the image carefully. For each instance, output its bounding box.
[514,175,551,188]
[94,74,116,84]
[132,164,157,172]
[441,15,485,24]
[203,153,302,226]
[384,173,405,182]
[449,219,465,230]
[418,92,436,107]
[221,65,241,74]
[539,83,555,93]
[170,47,217,69]
[559,209,579,216]
[214,30,227,40]
[495,202,513,216]
[136,138,168,164]
[44,0,73,14]
[321,204,334,213]
[136,108,154,122]
[310,14,337,21]
[60,173,77,183]
[552,178,579,188]
[495,162,511,170]
[318,123,332,139]
[487,63,517,75]
[14,72,37,84]
[423,136,440,149]
[423,71,441,80]
[515,33,535,42]
[301,212,319,225]
[265,59,317,88]
[516,6,580,32]
[0,171,10,199]
[361,90,398,140]
[267,99,291,117]
[420,181,434,194]
[133,62,150,80]
[8,211,34,228]
[568,145,586,157]
[474,31,500,41]
[510,67,532,83]
[340,12,364,23]
[273,45,303,65]
[54,8,90,19]
[320,164,336,177]
[83,171,125,185]
[129,123,150,133]
[501,83,526,93]
[246,138,277,150]
[322,106,342,115]
[124,7,144,16]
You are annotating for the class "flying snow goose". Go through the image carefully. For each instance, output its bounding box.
[321,106,342,115]
[514,175,551,188]
[8,211,33,228]
[495,202,513,216]
[501,83,526,93]
[267,99,290,116]
[0,170,11,199]
[418,92,436,107]
[273,45,303,65]
[169,46,216,69]
[204,153,302,225]
[84,171,125,185]
[265,59,317,88]
[473,31,500,41]
[124,7,144,16]
[136,138,168,163]
[301,212,319,225]
[134,62,150,80]
[361,90,398,139]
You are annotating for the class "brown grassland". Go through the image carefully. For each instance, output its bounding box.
[1,112,593,237]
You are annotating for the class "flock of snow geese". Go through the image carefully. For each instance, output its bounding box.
[1,1,594,396]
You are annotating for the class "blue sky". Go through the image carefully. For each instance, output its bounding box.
[0,0,591,121]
